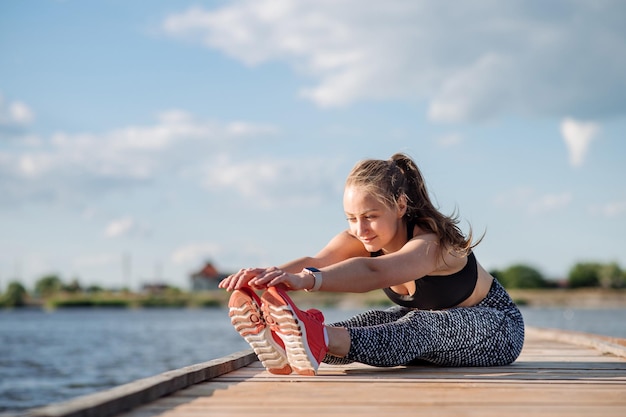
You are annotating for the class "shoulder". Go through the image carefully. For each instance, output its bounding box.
[404,229,440,253]
[401,234,441,264]
[314,230,370,266]
[403,235,470,276]
[386,232,463,276]
[368,234,442,282]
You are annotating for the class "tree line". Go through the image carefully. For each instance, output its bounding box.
[1,261,625,308]
[491,261,626,290]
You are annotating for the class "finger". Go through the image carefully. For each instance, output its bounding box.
[224,269,247,291]
[219,271,240,290]
[250,270,282,287]
[264,272,291,288]
[231,271,250,290]
[233,268,265,290]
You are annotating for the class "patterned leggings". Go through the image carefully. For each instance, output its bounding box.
[324,279,524,367]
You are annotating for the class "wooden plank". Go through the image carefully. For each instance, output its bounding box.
[10,327,626,417]
[113,327,626,417]
[118,381,626,417]
[9,351,256,417]
[526,327,626,358]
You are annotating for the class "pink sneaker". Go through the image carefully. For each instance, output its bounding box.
[261,286,328,376]
[228,287,292,375]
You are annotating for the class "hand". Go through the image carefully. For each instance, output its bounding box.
[249,266,309,291]
[218,267,267,291]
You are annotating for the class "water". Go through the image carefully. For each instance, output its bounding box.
[1,306,625,413]
[519,306,626,337]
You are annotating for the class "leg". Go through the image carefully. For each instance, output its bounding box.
[336,280,524,367]
[322,306,413,365]
[328,305,412,328]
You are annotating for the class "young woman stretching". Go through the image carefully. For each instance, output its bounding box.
[219,153,525,376]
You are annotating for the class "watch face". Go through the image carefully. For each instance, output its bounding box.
[306,267,320,273]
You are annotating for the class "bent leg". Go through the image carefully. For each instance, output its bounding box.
[337,280,524,367]
[345,306,523,367]
[323,306,412,365]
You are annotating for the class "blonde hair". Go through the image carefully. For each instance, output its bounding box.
[345,153,480,255]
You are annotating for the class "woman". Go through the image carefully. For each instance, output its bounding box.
[219,153,524,376]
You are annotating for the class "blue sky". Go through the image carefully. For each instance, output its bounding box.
[1,0,625,291]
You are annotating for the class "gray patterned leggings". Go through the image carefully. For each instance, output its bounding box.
[324,279,524,367]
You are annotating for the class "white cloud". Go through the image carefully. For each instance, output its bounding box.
[162,1,626,121]
[590,201,626,218]
[104,217,136,238]
[81,207,98,220]
[528,192,572,215]
[103,216,154,239]
[0,111,278,207]
[436,133,463,148]
[494,187,572,215]
[560,117,600,167]
[493,186,534,208]
[73,253,119,268]
[171,242,221,264]
[201,154,342,208]
[0,93,35,126]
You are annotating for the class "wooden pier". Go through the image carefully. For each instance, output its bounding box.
[13,327,626,417]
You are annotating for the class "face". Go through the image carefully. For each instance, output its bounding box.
[343,185,406,253]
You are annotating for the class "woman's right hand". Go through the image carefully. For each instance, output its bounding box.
[218,268,267,291]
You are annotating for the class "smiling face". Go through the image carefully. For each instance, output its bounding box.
[343,185,407,253]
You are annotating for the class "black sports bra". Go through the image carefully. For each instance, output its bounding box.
[375,222,478,310]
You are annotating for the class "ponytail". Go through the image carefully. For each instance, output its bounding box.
[347,152,480,256]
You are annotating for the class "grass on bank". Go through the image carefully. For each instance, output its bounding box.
[11,287,623,310]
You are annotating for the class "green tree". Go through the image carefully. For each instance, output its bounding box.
[568,262,601,288]
[1,281,28,307]
[35,274,63,297]
[165,286,182,295]
[86,285,104,293]
[598,262,625,289]
[63,278,82,293]
[499,264,548,289]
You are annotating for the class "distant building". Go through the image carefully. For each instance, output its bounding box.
[141,283,170,294]
[190,261,230,291]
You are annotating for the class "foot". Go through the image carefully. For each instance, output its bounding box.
[261,286,328,376]
[228,287,292,375]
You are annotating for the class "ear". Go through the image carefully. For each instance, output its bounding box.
[397,194,408,218]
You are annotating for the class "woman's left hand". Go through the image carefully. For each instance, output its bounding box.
[250,266,308,291]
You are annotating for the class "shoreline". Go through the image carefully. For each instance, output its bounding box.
[506,288,626,308]
[4,288,625,310]
[283,287,626,309]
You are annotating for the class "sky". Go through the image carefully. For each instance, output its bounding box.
[1,0,625,291]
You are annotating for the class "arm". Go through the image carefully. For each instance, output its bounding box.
[219,230,369,291]
[279,230,370,272]
[254,235,442,293]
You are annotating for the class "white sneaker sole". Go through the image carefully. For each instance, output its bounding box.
[229,294,291,375]
[261,294,319,376]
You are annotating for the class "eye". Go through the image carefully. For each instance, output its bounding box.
[346,216,356,222]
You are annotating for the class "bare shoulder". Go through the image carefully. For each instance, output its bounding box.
[370,234,442,283]
[394,233,466,276]
[315,230,370,265]
[403,231,441,256]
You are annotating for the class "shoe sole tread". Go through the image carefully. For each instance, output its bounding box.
[229,293,291,375]
[262,292,319,376]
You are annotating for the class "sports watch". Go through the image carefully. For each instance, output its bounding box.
[303,267,323,292]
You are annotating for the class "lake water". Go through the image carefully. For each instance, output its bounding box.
[1,306,625,413]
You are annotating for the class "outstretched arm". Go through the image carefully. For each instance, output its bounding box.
[278,230,370,272]
[219,230,369,291]
[251,235,442,293]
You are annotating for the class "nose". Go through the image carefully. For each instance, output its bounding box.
[355,218,369,237]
